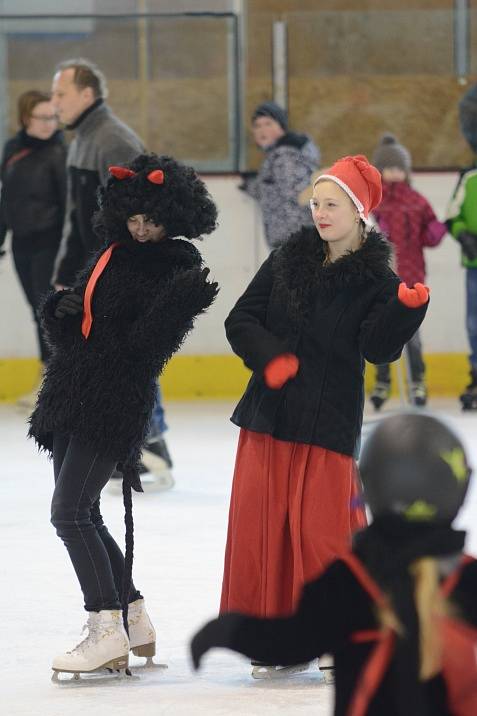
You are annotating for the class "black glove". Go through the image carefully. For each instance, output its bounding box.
[199,266,218,289]
[54,292,83,319]
[457,231,477,262]
[190,613,243,670]
[238,171,257,192]
[200,267,219,306]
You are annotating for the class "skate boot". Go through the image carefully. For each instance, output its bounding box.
[128,598,156,666]
[140,435,175,493]
[318,653,335,684]
[138,460,174,493]
[460,369,477,411]
[409,381,427,407]
[107,462,173,495]
[369,382,390,411]
[51,609,129,681]
[144,433,173,469]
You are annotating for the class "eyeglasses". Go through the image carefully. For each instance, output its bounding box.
[30,114,58,122]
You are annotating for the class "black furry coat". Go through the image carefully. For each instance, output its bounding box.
[226,227,428,456]
[29,237,218,482]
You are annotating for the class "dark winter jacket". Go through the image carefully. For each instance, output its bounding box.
[226,227,428,457]
[373,180,446,285]
[243,132,320,248]
[29,237,218,484]
[53,100,144,286]
[0,129,66,249]
[192,553,477,716]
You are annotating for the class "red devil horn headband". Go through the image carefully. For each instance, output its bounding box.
[108,166,136,180]
[108,166,165,185]
[147,169,165,184]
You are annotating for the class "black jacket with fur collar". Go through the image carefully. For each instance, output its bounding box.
[29,238,218,483]
[226,226,428,456]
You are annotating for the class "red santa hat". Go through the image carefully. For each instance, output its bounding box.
[313,155,382,221]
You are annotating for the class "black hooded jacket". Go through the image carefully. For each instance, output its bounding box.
[0,129,66,248]
[29,237,218,482]
[226,227,428,457]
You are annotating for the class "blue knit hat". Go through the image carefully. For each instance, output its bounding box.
[252,101,288,131]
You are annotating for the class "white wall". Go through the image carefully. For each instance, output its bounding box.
[0,172,468,359]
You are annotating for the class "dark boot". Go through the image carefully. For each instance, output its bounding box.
[409,381,427,407]
[370,382,391,411]
[460,368,477,411]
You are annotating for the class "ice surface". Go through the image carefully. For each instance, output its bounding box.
[2,400,476,715]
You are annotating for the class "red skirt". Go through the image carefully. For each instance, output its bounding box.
[220,428,367,618]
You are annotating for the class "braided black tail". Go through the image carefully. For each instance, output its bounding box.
[121,476,134,636]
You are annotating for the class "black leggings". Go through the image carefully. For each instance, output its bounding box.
[51,433,142,612]
[376,330,425,385]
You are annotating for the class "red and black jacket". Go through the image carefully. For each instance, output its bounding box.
[192,551,477,716]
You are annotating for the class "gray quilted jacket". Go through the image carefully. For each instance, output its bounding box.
[244,132,320,248]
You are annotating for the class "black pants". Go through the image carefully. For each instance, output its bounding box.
[12,242,58,363]
[376,330,425,385]
[51,433,142,612]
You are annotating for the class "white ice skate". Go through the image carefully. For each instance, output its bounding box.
[107,462,174,495]
[139,463,175,493]
[318,653,335,684]
[51,609,130,682]
[251,661,311,679]
[139,453,175,493]
[128,598,166,670]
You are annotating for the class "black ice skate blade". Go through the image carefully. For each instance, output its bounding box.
[251,662,311,680]
[461,397,477,411]
[51,668,139,685]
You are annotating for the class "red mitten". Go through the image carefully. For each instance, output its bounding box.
[264,353,299,389]
[397,282,430,309]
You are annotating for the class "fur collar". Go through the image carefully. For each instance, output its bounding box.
[273,226,394,320]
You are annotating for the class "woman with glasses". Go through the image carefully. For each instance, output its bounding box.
[0,90,66,403]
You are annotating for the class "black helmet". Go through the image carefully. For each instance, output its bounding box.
[359,413,472,523]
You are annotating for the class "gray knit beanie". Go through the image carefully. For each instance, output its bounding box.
[372,133,412,178]
[459,83,477,154]
[252,101,288,131]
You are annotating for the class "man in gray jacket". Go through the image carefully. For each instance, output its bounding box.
[51,58,173,490]
[51,58,144,288]
[241,101,320,249]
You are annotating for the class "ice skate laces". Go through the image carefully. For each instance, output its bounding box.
[69,614,102,654]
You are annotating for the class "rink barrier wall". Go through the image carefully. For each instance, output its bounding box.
[0,352,469,403]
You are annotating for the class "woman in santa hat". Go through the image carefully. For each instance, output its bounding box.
[219,154,430,678]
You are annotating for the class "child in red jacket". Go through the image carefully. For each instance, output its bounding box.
[369,134,446,409]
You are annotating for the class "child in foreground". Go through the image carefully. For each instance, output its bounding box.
[192,412,477,716]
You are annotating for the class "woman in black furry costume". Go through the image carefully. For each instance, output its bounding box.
[29,153,218,679]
